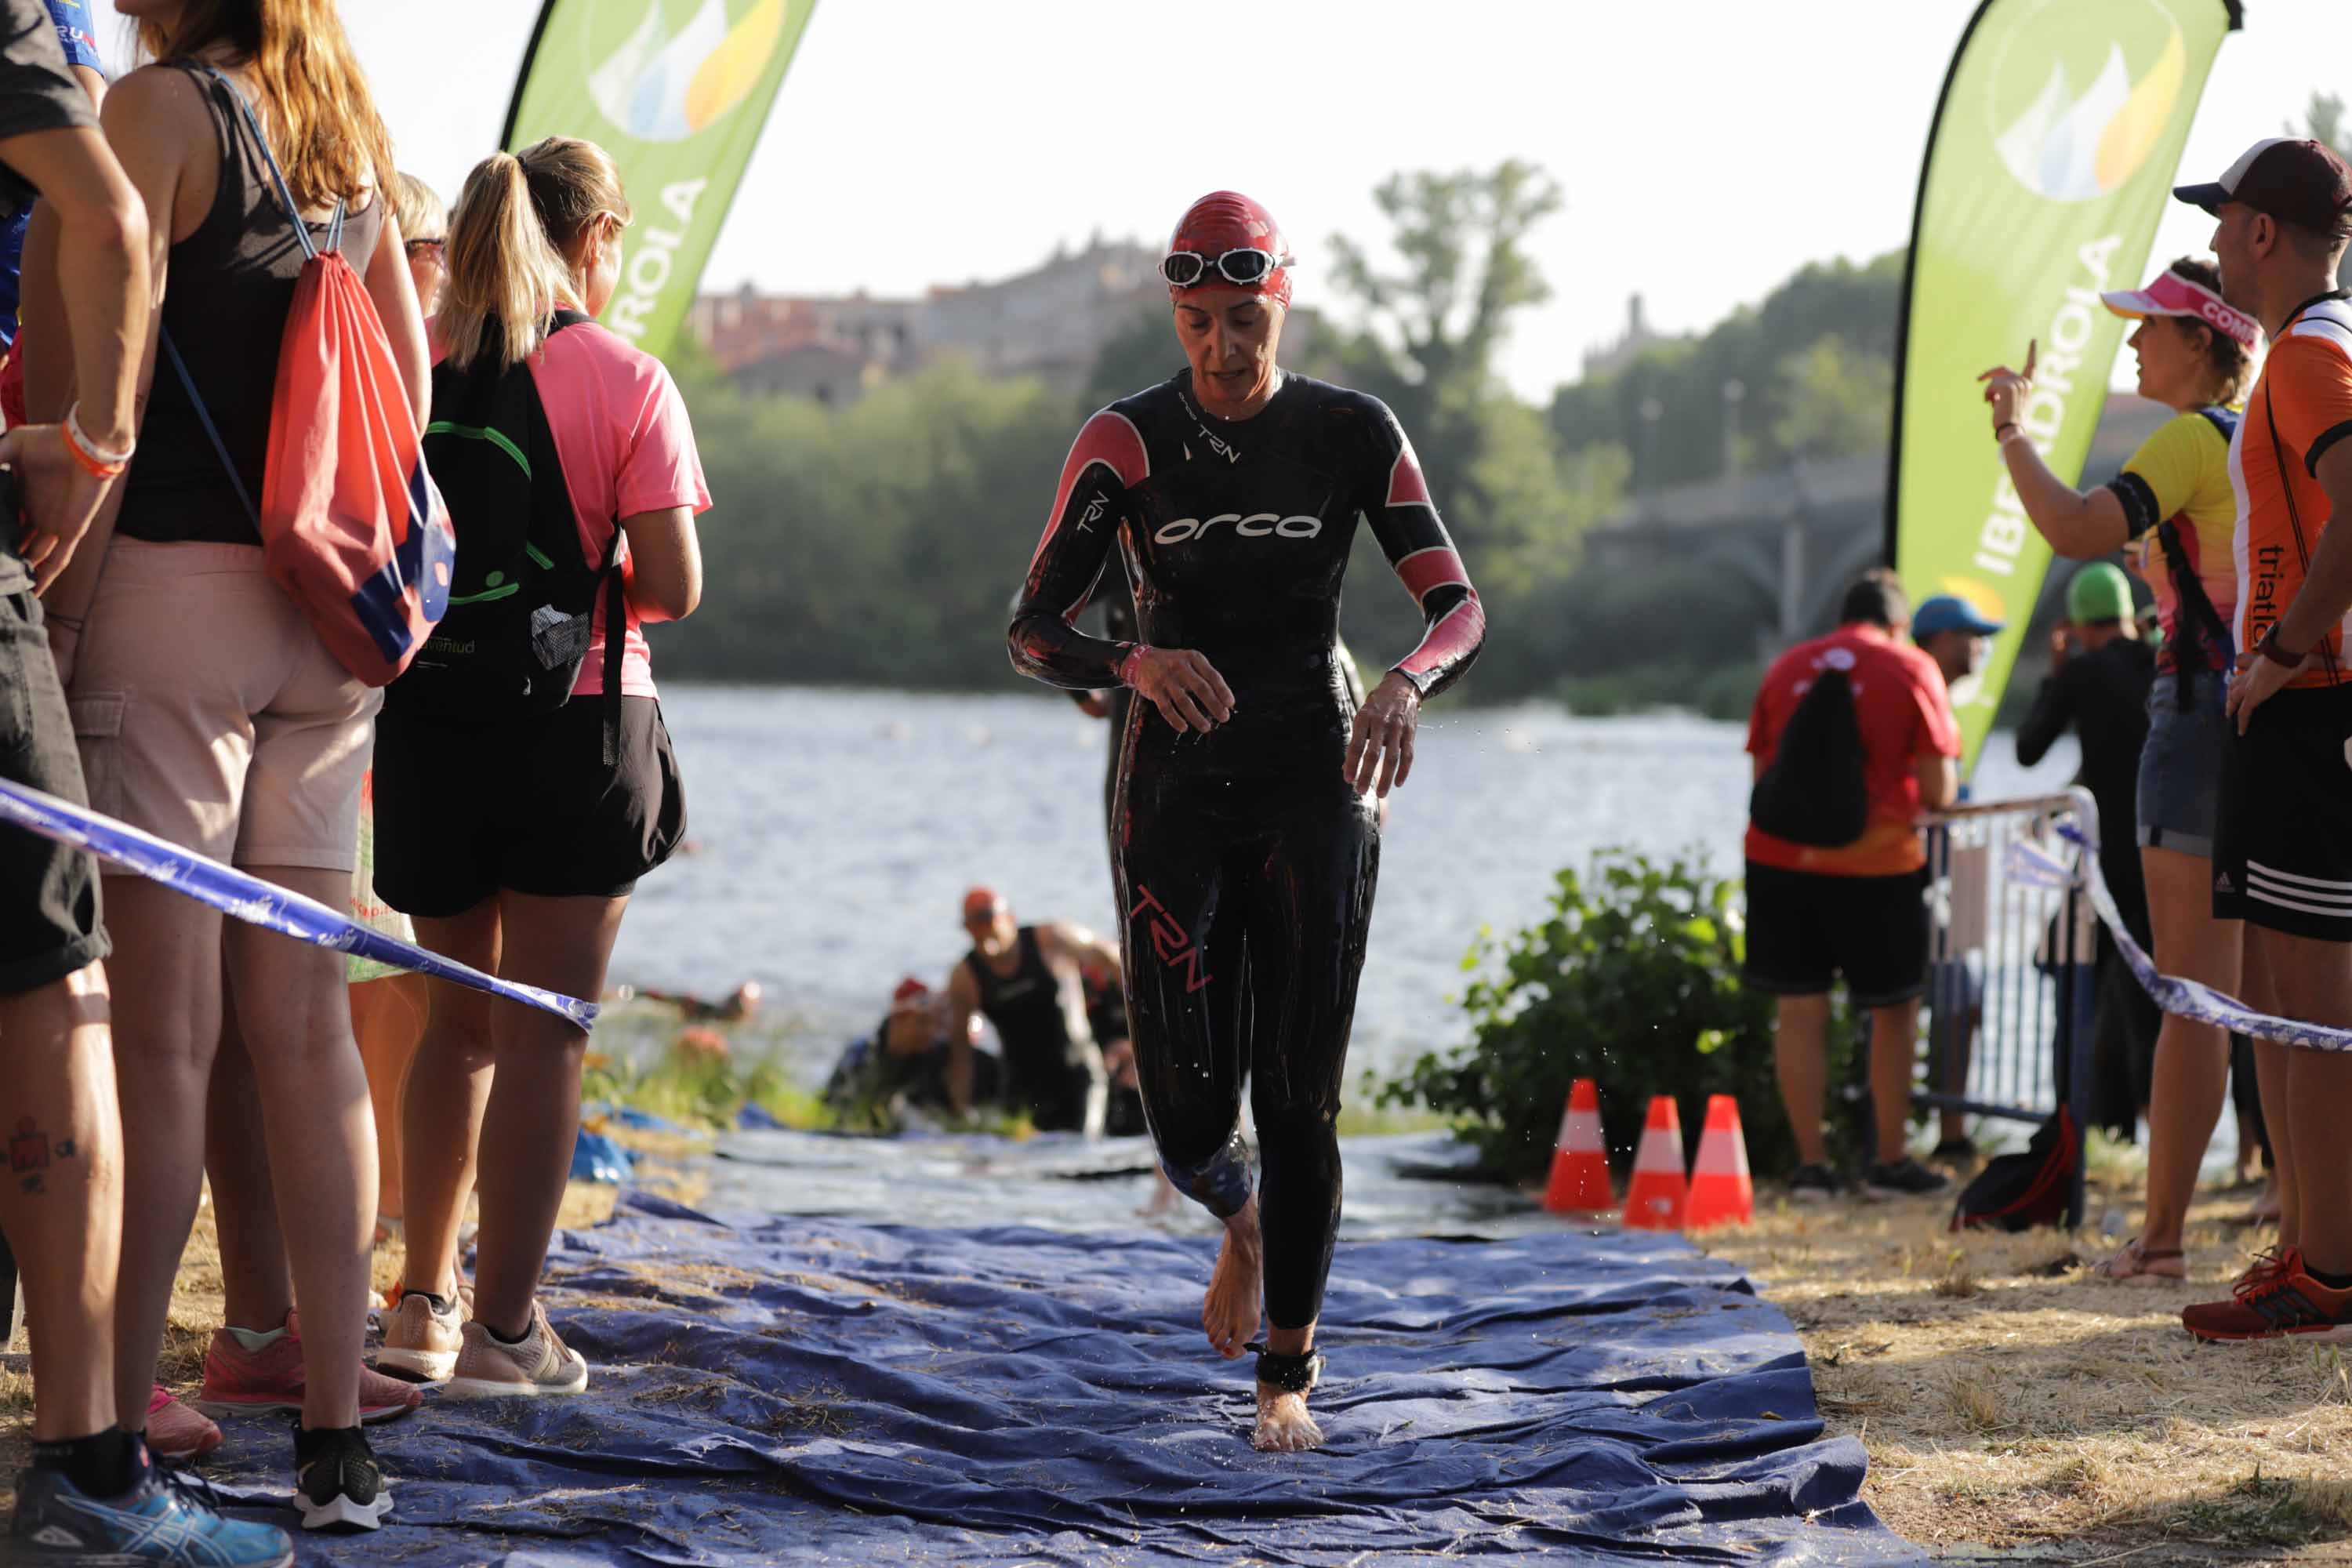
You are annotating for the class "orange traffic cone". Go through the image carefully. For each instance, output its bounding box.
[1620,1095,1688,1231]
[1543,1078,1614,1214]
[1684,1094,1755,1229]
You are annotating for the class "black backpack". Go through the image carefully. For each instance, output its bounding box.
[1749,665,1868,848]
[1951,1107,2078,1232]
[394,311,622,743]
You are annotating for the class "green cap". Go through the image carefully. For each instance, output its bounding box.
[2066,563,2134,624]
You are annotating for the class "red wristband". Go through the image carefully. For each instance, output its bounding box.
[1116,644,1146,686]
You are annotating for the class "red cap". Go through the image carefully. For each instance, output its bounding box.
[1167,191,1293,308]
[893,975,929,1003]
[2176,138,2352,234]
[961,887,1003,923]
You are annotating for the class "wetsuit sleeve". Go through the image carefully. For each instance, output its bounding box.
[1360,406,1485,698]
[2013,661,2078,768]
[1009,408,1149,691]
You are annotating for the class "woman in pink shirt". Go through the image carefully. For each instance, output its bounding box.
[371,137,707,1396]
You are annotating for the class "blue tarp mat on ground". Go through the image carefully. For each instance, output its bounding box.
[205,1191,1920,1565]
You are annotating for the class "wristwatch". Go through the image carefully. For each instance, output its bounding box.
[2258,626,2310,668]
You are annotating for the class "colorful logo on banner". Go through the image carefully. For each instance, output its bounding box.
[587,0,792,143]
[1890,0,2237,775]
[507,0,815,360]
[1989,2,2187,202]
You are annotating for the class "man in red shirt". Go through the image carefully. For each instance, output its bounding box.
[1744,569,1961,1201]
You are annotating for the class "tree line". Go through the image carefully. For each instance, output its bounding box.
[659,161,1904,710]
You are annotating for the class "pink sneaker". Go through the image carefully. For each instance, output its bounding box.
[144,1385,223,1461]
[195,1314,423,1424]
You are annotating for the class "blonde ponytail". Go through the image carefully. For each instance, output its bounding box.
[438,137,633,371]
[439,153,572,369]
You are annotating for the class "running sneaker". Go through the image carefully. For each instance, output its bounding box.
[2183,1247,2352,1343]
[2235,1246,2293,1295]
[292,1422,391,1532]
[145,1385,223,1461]
[8,1456,292,1564]
[196,1315,423,1424]
[444,1300,589,1399]
[1861,1157,1952,1200]
[377,1289,464,1382]
[1787,1163,1846,1203]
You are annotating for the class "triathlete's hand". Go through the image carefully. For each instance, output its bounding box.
[1125,645,1235,734]
[2228,639,2304,734]
[1976,339,2037,436]
[2049,626,2071,666]
[0,424,112,593]
[1346,672,1422,797]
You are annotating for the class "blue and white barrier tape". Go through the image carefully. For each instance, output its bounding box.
[0,777,596,1030]
[2059,786,2352,1052]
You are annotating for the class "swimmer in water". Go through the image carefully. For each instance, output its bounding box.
[944,889,1114,1136]
[627,980,763,1023]
[1008,191,1484,1451]
[826,976,1001,1120]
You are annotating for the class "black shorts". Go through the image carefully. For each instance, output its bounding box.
[0,586,107,994]
[1741,861,1929,1007]
[372,695,685,917]
[2214,683,2352,940]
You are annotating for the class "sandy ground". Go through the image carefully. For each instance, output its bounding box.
[1702,1156,2352,1567]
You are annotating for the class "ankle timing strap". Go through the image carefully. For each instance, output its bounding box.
[1245,1341,1323,1394]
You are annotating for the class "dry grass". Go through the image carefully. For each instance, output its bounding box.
[1702,1154,2352,1566]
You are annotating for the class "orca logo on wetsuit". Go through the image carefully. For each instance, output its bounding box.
[1153,512,1323,545]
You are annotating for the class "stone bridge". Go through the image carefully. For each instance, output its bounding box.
[1584,397,2172,652]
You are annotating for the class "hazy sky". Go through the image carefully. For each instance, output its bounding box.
[82,0,2350,399]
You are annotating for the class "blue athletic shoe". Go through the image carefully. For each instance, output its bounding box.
[7,1460,292,1565]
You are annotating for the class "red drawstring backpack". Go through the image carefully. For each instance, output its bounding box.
[159,65,452,684]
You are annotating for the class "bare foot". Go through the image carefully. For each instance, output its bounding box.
[1253,1382,1324,1452]
[2091,1235,2187,1283]
[1201,1203,1263,1359]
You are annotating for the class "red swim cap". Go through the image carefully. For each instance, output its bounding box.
[1167,190,1293,309]
[893,975,930,1003]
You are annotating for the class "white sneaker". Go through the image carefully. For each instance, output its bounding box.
[442,1301,588,1399]
[376,1290,463,1382]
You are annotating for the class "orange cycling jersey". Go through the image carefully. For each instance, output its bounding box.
[2232,292,2352,688]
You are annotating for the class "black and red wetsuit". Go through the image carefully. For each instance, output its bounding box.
[1007,369,1483,1330]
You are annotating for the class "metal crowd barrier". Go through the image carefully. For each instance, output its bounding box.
[1918,792,2097,1226]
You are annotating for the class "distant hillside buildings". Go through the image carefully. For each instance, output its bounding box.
[686,236,1167,404]
[1582,293,1676,381]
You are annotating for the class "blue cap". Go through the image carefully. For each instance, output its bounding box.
[1911,595,2005,640]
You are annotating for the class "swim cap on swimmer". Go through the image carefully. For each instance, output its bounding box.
[893,975,930,1003]
[961,887,1004,923]
[1165,191,1294,309]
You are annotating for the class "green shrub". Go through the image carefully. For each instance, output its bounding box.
[1378,847,1871,1181]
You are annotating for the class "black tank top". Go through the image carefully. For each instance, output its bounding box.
[118,64,383,546]
[963,927,1084,1070]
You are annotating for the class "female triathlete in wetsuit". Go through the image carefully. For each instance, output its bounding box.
[1007,191,1484,1453]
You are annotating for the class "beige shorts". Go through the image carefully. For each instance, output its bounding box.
[69,539,380,873]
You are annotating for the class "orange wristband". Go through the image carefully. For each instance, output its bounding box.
[60,405,129,480]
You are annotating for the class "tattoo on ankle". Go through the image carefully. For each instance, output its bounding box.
[11,1118,77,1195]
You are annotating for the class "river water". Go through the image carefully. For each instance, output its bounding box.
[612,685,2080,1086]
